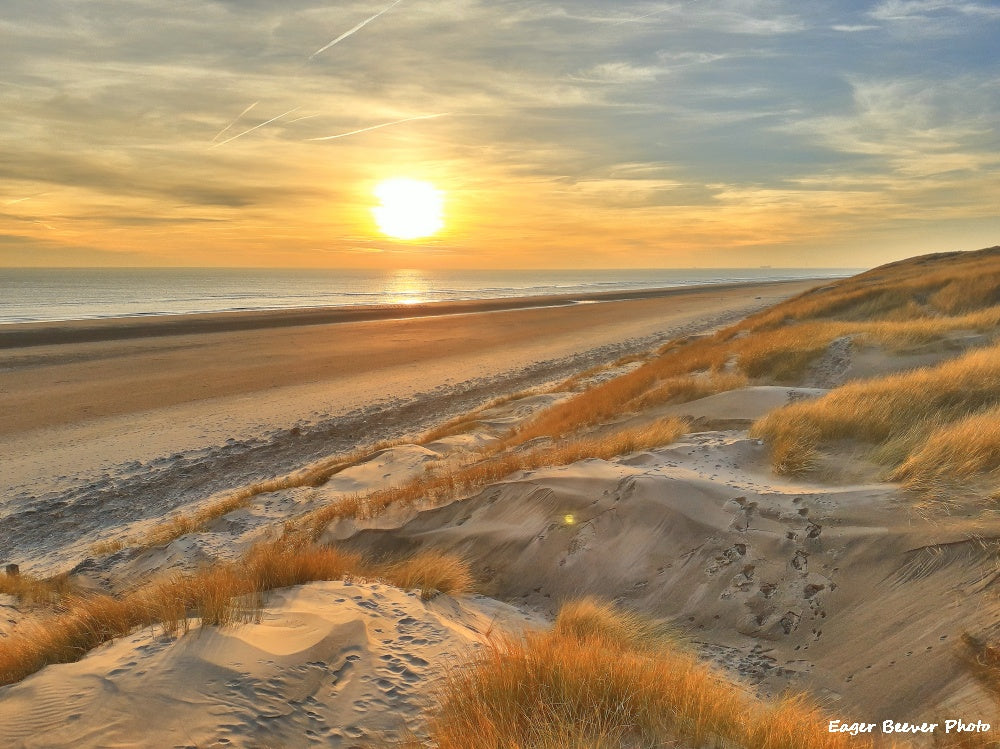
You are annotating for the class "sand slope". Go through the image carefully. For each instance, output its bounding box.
[339,432,1000,723]
[0,581,537,749]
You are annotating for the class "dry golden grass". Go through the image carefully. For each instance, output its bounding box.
[380,550,474,600]
[552,362,619,392]
[0,593,155,685]
[960,632,1000,700]
[0,571,76,606]
[422,598,890,749]
[89,538,126,556]
[626,370,748,411]
[296,418,687,540]
[751,343,1000,485]
[507,362,700,448]
[736,247,1000,331]
[419,389,543,443]
[734,309,1000,381]
[891,407,1000,499]
[931,272,1000,315]
[551,597,679,654]
[89,441,404,556]
[503,285,1000,452]
[0,540,473,687]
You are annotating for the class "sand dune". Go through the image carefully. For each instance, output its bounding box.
[338,430,1000,720]
[0,581,538,748]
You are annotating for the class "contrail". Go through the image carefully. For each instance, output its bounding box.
[306,113,449,142]
[309,0,404,59]
[211,101,259,143]
[211,107,299,148]
[285,113,321,125]
[4,192,48,206]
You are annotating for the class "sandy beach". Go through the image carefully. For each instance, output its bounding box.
[0,280,816,568]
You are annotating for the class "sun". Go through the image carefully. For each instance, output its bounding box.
[372,178,444,240]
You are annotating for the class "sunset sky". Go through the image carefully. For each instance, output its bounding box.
[2,0,999,269]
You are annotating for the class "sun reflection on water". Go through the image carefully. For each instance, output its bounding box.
[385,268,429,305]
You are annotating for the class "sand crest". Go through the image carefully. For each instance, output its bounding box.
[0,581,537,749]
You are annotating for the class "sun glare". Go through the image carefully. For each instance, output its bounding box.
[372,178,444,240]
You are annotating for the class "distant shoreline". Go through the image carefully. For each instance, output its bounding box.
[0,278,827,349]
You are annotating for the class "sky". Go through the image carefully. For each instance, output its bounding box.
[1,0,999,269]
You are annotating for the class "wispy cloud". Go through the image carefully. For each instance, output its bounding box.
[869,0,1000,35]
[871,0,1000,21]
[610,5,674,26]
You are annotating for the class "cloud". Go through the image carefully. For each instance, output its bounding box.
[1,0,996,267]
[869,0,1000,35]
[780,76,1000,176]
[871,0,1000,21]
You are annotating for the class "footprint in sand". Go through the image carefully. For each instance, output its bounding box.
[780,611,801,634]
[706,543,748,575]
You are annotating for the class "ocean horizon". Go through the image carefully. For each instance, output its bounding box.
[0,267,859,324]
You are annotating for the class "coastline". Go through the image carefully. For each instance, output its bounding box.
[0,279,823,348]
[0,278,822,570]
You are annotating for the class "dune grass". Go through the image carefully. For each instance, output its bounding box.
[626,370,748,411]
[500,252,1000,452]
[419,388,545,443]
[734,247,1000,331]
[960,633,1000,701]
[890,407,1000,499]
[295,418,687,540]
[379,550,474,600]
[949,633,1000,748]
[0,540,473,687]
[0,571,76,606]
[502,339,726,448]
[89,441,402,556]
[750,343,1000,493]
[421,598,890,749]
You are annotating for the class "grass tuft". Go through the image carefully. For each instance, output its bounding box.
[0,571,77,606]
[380,550,474,600]
[751,343,1000,493]
[423,599,885,749]
[296,418,687,540]
[0,540,474,687]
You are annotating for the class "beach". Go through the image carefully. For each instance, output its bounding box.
[3,252,1000,747]
[0,279,817,571]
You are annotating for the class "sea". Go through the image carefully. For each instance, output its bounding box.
[0,267,859,325]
